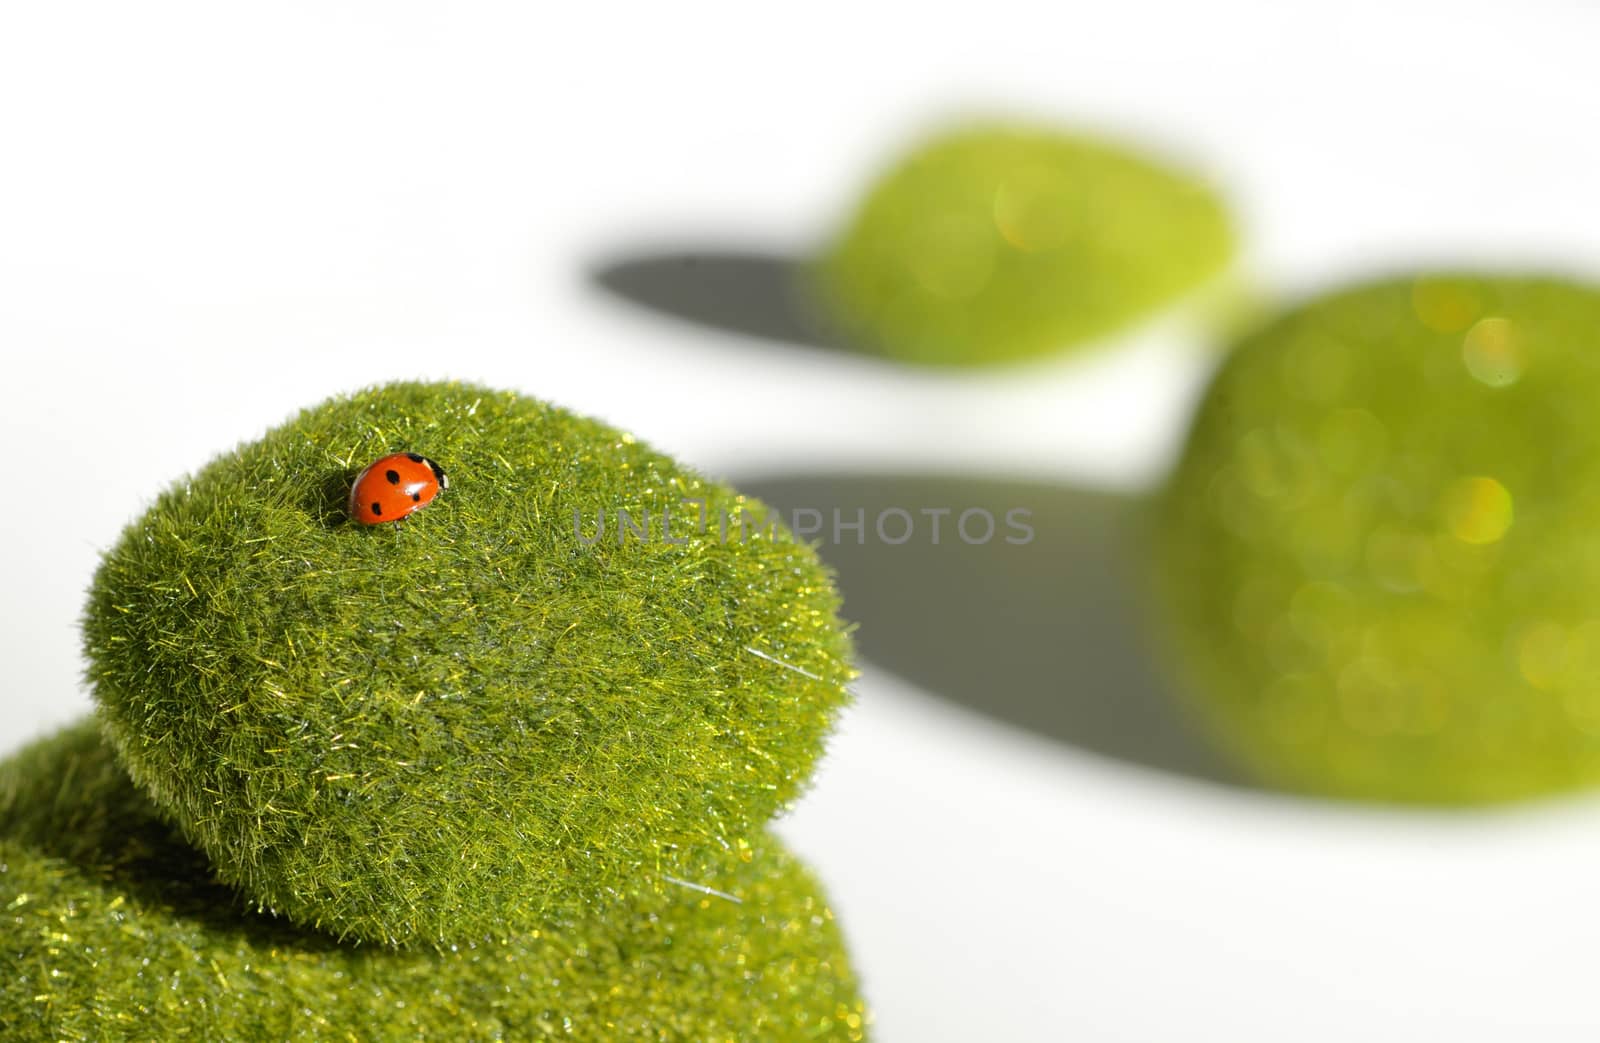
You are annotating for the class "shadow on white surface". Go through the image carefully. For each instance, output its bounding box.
[737,473,1249,789]
[589,246,851,355]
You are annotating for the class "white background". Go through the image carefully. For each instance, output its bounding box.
[6,2,1600,1040]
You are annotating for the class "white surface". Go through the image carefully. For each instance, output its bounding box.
[5,2,1600,1040]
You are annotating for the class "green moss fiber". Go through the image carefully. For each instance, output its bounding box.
[0,720,868,1042]
[1153,274,1600,803]
[811,123,1235,366]
[82,381,854,946]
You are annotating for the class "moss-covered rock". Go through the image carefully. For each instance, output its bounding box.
[0,720,867,1042]
[1153,275,1600,802]
[811,122,1235,365]
[82,381,854,945]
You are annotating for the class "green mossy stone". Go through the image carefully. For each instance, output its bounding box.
[81,381,854,946]
[1153,274,1600,803]
[810,123,1236,366]
[0,721,869,1042]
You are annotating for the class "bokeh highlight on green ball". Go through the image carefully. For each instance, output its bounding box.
[82,381,855,945]
[1153,274,1600,803]
[0,720,868,1042]
[811,122,1236,366]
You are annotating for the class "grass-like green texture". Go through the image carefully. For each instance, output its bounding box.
[82,381,855,946]
[1153,274,1600,803]
[810,122,1235,366]
[0,720,868,1042]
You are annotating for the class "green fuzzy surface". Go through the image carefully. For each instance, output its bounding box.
[0,721,868,1042]
[1153,274,1600,803]
[810,123,1235,366]
[82,381,854,946]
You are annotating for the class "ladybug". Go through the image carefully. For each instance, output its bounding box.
[349,452,448,526]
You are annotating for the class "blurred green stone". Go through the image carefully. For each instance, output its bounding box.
[1153,275,1600,803]
[811,123,1236,365]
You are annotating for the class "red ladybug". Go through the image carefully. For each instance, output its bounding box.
[349,452,448,526]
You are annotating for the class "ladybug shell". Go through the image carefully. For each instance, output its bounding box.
[349,452,448,525]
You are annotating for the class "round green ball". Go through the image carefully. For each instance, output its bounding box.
[811,122,1236,366]
[82,381,854,945]
[0,721,869,1042]
[1153,275,1600,803]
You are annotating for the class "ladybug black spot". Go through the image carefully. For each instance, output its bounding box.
[412,492,421,502]
[385,469,401,485]
[371,502,383,517]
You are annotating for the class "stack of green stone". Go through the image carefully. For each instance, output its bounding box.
[1,382,867,1040]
